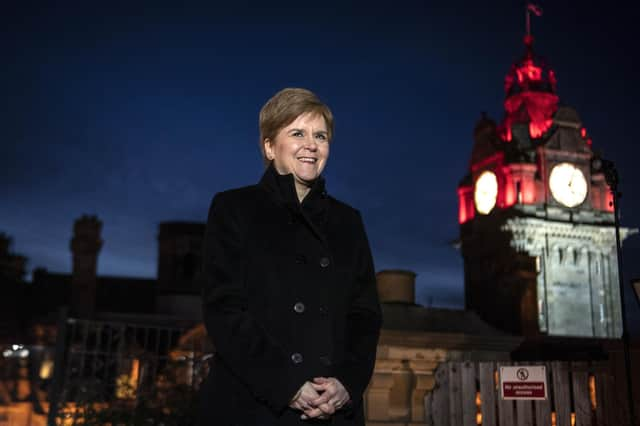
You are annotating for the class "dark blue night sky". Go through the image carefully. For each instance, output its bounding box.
[2,1,640,331]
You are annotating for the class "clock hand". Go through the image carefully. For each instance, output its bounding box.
[568,169,578,189]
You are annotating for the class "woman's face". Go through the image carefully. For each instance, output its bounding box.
[265,112,330,189]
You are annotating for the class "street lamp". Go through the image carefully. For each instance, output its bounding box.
[632,279,640,308]
[599,158,637,425]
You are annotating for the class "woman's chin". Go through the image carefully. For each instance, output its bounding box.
[294,172,320,185]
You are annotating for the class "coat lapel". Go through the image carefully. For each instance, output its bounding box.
[258,164,329,247]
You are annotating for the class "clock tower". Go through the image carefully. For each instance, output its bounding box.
[458,35,636,338]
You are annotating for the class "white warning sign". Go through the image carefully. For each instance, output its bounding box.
[500,366,547,400]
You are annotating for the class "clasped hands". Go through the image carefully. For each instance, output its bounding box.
[289,377,350,420]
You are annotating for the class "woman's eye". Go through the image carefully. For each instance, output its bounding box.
[315,133,327,141]
[292,131,303,137]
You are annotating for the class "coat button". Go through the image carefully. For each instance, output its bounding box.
[295,254,307,264]
[291,353,303,364]
[319,306,328,317]
[319,356,332,366]
[294,302,305,313]
[319,257,330,268]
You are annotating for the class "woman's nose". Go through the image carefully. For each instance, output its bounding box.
[304,137,318,150]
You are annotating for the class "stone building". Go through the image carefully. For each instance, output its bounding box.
[30,218,204,321]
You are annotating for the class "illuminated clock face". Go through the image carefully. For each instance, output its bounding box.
[549,163,588,208]
[474,171,498,215]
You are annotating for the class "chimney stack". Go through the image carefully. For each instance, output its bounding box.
[0,233,10,256]
[70,215,103,317]
[0,233,27,282]
[376,270,417,304]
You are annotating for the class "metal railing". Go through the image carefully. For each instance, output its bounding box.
[47,309,212,425]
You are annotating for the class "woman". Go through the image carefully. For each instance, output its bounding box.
[198,88,381,425]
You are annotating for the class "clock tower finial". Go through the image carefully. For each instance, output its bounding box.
[500,5,558,143]
[525,3,543,42]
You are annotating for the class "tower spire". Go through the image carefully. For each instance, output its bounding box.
[525,3,543,48]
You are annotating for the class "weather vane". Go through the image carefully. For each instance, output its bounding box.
[525,3,543,45]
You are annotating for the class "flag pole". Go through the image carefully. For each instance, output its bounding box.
[525,3,543,45]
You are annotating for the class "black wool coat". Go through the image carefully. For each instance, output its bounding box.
[198,165,382,426]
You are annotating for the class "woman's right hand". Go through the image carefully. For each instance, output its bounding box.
[289,382,334,420]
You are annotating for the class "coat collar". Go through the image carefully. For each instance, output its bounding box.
[259,163,329,245]
[258,163,327,210]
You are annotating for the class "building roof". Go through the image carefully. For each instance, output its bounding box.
[30,270,156,316]
[382,303,511,337]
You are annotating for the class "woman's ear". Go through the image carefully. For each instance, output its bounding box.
[263,138,274,161]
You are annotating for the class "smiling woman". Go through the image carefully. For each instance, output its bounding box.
[263,112,330,201]
[198,88,382,426]
[258,88,334,194]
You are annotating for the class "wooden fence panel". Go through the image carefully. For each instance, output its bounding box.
[429,359,628,426]
[609,349,631,426]
[461,361,477,426]
[497,363,515,426]
[594,366,608,426]
[571,362,592,426]
[428,364,450,426]
[479,362,497,426]
[594,364,619,426]
[516,400,534,426]
[448,363,462,426]
[552,361,571,426]
[534,362,551,426]
[602,372,617,426]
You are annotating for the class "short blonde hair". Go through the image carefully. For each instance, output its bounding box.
[259,88,334,164]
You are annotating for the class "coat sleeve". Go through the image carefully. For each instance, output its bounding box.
[334,210,382,415]
[200,193,308,414]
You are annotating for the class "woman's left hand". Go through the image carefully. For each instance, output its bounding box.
[308,377,351,413]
